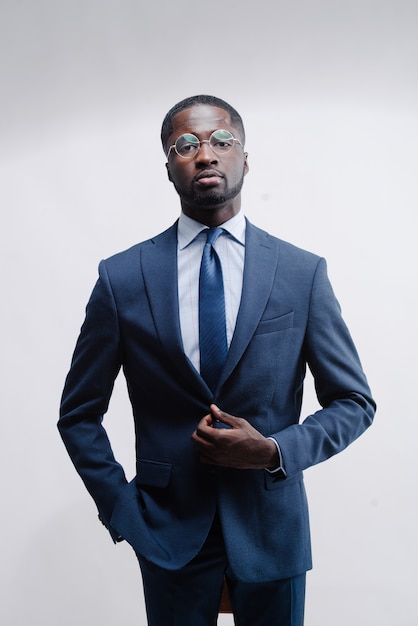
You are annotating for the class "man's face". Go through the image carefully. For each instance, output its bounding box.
[165,105,249,224]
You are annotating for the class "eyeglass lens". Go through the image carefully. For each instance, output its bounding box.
[174,129,236,158]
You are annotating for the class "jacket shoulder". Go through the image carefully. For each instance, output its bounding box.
[106,222,177,262]
[247,221,323,269]
[100,222,177,274]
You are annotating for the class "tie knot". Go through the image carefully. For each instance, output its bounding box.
[205,227,223,246]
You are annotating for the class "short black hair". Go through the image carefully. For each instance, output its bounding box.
[161,95,245,154]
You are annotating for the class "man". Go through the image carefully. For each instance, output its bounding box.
[58,95,375,626]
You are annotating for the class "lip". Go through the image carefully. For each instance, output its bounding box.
[193,169,224,187]
[194,169,224,183]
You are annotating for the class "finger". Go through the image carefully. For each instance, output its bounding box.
[195,416,217,441]
[210,404,222,419]
[198,413,213,425]
[195,414,213,432]
[210,404,237,427]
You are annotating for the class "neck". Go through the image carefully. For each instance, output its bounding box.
[180,199,241,227]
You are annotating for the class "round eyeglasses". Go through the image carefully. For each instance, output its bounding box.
[167,129,243,159]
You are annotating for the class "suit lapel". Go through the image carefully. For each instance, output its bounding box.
[219,221,280,387]
[140,219,280,395]
[140,222,209,394]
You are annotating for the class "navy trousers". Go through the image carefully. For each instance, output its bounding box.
[137,515,306,626]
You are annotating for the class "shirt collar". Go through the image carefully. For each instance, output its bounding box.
[177,210,246,250]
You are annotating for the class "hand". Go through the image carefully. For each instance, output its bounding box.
[191,405,278,470]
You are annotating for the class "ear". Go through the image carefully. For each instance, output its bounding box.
[165,162,173,182]
[243,152,249,176]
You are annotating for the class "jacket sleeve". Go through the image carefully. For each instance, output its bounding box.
[58,260,128,539]
[272,257,376,477]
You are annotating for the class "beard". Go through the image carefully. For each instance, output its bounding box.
[174,172,245,209]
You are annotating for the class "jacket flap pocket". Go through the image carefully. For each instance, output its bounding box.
[256,311,294,335]
[136,459,172,488]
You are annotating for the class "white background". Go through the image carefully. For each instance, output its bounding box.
[1,1,417,624]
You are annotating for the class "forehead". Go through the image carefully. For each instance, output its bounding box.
[171,105,235,139]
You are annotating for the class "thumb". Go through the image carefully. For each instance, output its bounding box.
[210,404,235,428]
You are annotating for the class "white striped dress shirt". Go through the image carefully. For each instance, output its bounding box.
[177,210,246,373]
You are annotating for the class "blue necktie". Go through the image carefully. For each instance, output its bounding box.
[199,228,228,392]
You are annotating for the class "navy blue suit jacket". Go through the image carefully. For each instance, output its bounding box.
[58,220,375,582]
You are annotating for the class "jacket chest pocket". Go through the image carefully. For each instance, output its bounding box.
[254,311,294,335]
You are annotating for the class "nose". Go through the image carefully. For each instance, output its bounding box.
[196,140,218,165]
